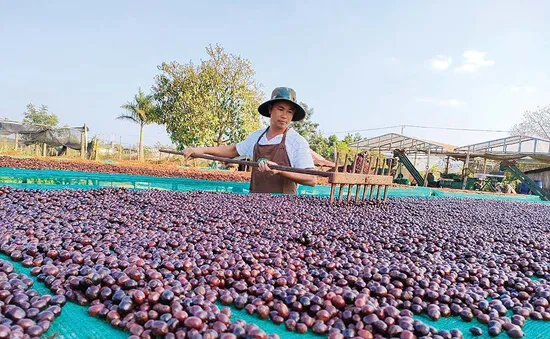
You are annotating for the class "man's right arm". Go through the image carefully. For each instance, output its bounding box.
[183,130,258,159]
[183,145,239,159]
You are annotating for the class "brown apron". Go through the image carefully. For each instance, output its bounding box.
[249,128,297,194]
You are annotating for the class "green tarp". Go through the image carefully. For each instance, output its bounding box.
[1,167,546,202]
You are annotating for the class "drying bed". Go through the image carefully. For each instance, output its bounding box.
[0,187,549,338]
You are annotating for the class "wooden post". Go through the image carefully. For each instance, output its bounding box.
[42,143,47,157]
[462,151,470,190]
[14,133,19,151]
[423,148,431,187]
[119,137,123,160]
[483,158,487,174]
[445,156,450,174]
[81,124,88,159]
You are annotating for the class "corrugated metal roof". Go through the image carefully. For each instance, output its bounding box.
[349,133,455,153]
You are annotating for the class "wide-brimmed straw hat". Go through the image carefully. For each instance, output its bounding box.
[258,87,306,121]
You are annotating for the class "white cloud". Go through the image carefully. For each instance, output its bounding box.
[416,98,465,107]
[455,50,495,72]
[429,55,452,70]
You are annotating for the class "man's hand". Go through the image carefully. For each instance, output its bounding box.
[182,147,203,159]
[258,159,280,175]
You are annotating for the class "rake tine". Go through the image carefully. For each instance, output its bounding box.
[354,154,365,203]
[368,157,380,201]
[346,154,359,202]
[369,185,374,200]
[337,153,348,203]
[362,156,373,201]
[353,154,359,173]
[362,184,368,201]
[329,152,340,204]
[343,153,349,172]
[383,185,389,201]
[376,185,381,200]
[354,184,361,203]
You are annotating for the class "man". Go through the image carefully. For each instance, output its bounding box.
[427,172,440,188]
[183,87,317,194]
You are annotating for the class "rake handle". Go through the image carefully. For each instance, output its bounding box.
[159,149,332,178]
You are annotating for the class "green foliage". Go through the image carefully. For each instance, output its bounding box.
[23,104,59,127]
[291,102,319,141]
[427,164,441,176]
[288,103,367,165]
[308,132,331,159]
[118,87,157,161]
[118,88,157,126]
[151,44,262,149]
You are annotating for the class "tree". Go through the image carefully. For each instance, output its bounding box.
[23,104,58,126]
[22,103,59,153]
[118,87,157,161]
[343,133,363,144]
[151,44,263,150]
[309,132,331,159]
[510,104,550,139]
[291,102,319,141]
[317,133,364,163]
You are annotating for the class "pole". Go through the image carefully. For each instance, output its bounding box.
[119,136,123,160]
[483,158,487,174]
[14,133,19,151]
[111,134,115,156]
[462,151,470,190]
[445,156,450,174]
[81,124,88,159]
[159,150,333,177]
[423,148,430,187]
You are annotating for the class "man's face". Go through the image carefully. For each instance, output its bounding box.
[269,101,295,130]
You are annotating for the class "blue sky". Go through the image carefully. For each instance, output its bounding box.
[1,1,549,149]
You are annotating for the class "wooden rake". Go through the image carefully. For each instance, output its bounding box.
[159,149,394,204]
[328,152,394,204]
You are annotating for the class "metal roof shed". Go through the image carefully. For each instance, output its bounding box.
[454,135,550,155]
[348,133,453,153]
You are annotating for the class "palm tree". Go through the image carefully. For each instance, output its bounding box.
[118,88,156,161]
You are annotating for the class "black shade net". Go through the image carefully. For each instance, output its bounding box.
[0,121,86,150]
